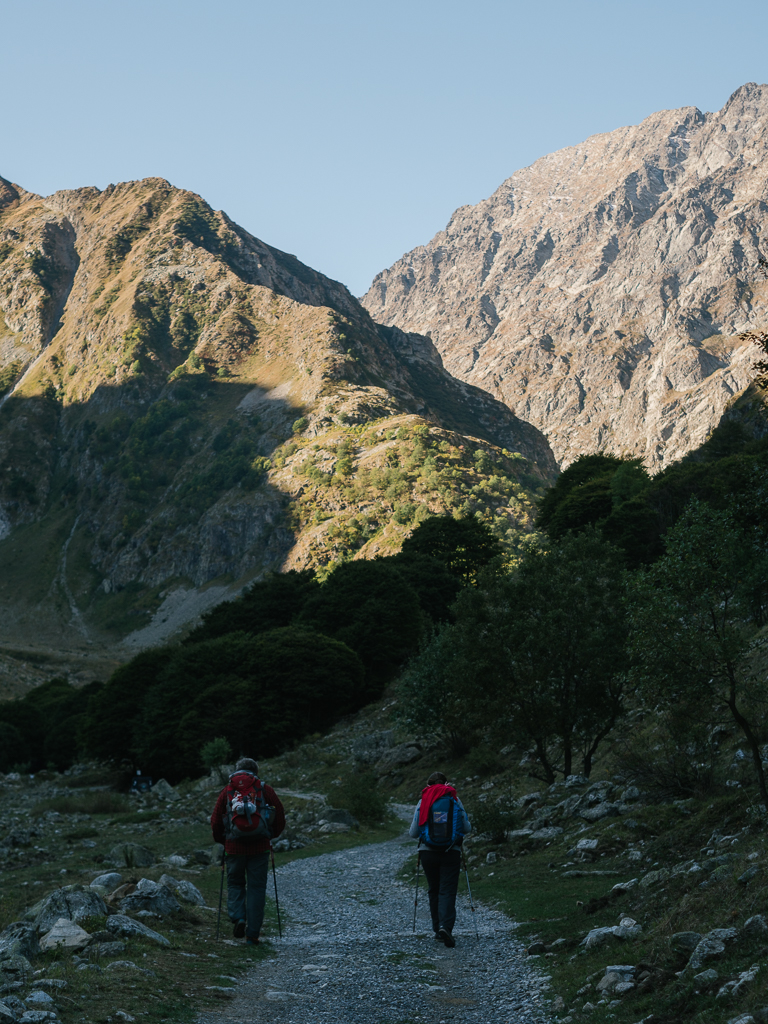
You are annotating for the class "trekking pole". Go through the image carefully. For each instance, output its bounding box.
[461,848,479,940]
[215,852,226,941]
[270,844,282,939]
[412,851,421,932]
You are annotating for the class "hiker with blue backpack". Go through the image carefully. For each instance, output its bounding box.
[211,757,286,945]
[409,771,472,947]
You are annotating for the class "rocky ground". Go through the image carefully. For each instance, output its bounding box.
[197,833,553,1024]
[4,704,768,1024]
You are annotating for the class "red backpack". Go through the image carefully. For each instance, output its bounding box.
[223,771,275,840]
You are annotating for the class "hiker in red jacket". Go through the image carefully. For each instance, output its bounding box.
[211,757,286,944]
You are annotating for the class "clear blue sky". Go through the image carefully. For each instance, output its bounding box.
[2,0,766,296]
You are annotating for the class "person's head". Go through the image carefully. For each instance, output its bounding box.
[427,771,447,786]
[235,757,259,775]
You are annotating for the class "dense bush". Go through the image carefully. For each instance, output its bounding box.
[84,627,365,782]
[334,770,388,824]
[0,678,104,773]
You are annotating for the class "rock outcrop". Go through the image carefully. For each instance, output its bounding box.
[363,83,768,468]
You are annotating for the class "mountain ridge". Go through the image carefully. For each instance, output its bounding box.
[0,175,555,684]
[362,82,768,468]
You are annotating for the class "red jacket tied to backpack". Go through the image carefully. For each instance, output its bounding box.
[418,783,457,826]
[211,772,286,855]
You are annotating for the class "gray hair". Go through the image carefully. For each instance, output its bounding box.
[235,757,259,774]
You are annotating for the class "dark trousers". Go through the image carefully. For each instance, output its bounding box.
[226,852,269,940]
[420,847,461,935]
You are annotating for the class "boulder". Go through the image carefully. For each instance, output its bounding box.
[33,887,107,934]
[92,941,126,957]
[582,918,641,949]
[375,743,421,772]
[596,971,623,994]
[23,992,54,1009]
[614,917,642,940]
[672,931,704,953]
[158,875,206,907]
[108,843,155,868]
[318,822,350,834]
[581,802,619,822]
[694,968,720,985]
[0,1002,16,1024]
[0,922,38,960]
[91,872,122,890]
[108,883,137,901]
[738,866,760,885]
[565,775,589,788]
[688,936,726,971]
[744,915,768,936]
[322,808,359,828]
[18,1013,59,1023]
[529,826,562,841]
[120,879,180,917]
[150,779,177,801]
[582,927,618,950]
[39,918,92,952]
[620,786,640,802]
[709,927,739,943]
[164,854,188,869]
[639,868,669,888]
[576,839,599,852]
[0,955,31,990]
[351,730,394,763]
[105,915,170,948]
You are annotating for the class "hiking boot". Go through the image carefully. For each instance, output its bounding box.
[439,927,456,948]
[233,920,246,939]
[246,937,259,946]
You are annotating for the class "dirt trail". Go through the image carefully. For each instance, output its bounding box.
[196,833,553,1024]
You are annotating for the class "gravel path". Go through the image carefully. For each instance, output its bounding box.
[196,833,554,1024]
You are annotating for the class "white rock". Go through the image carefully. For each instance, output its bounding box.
[39,918,92,951]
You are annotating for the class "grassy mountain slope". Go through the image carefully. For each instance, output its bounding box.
[0,175,556,680]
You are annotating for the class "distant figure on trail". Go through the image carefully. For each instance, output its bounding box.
[409,771,471,947]
[211,757,286,945]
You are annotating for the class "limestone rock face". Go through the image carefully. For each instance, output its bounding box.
[363,83,768,468]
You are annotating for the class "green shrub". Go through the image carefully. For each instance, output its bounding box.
[470,799,516,842]
[334,770,387,824]
[201,737,232,770]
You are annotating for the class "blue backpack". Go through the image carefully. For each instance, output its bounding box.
[419,794,464,848]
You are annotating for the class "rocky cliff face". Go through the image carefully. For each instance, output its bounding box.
[362,83,768,468]
[0,176,555,668]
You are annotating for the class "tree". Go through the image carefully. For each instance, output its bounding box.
[536,453,623,535]
[187,569,319,643]
[85,649,172,765]
[400,530,628,780]
[390,552,463,625]
[628,498,768,808]
[298,559,423,695]
[131,628,364,781]
[399,514,502,584]
[398,623,479,756]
